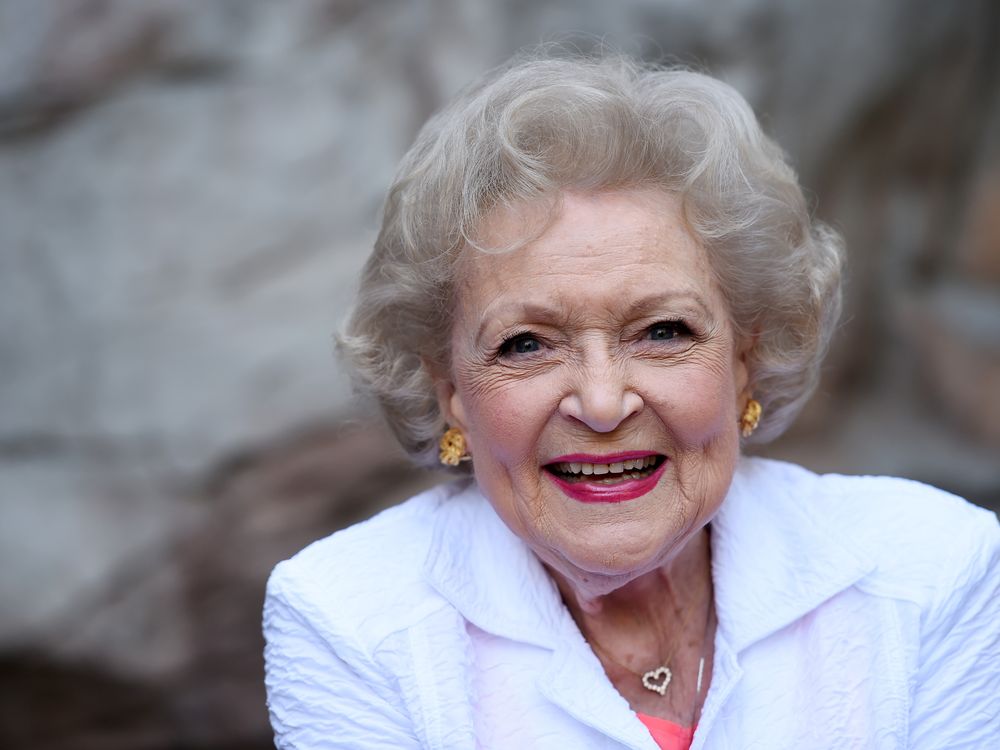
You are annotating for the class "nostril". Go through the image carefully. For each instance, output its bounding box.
[621,391,644,419]
[558,393,583,420]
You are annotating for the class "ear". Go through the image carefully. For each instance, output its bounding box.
[433,376,470,435]
[733,332,757,402]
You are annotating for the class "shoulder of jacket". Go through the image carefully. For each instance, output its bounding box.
[265,480,473,650]
[812,469,999,608]
[740,458,998,607]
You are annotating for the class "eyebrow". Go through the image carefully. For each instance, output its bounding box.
[627,291,712,319]
[474,291,714,344]
[475,302,570,345]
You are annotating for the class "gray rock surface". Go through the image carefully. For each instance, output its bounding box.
[1,1,998,747]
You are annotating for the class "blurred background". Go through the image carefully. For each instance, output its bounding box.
[1,0,998,748]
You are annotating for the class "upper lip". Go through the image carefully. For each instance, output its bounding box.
[544,451,662,465]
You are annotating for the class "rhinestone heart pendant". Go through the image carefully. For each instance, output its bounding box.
[641,666,673,695]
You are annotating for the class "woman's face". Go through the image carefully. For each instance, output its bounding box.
[439,190,750,600]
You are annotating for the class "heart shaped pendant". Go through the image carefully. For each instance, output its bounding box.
[641,665,673,695]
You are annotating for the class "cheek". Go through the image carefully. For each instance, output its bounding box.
[645,364,737,445]
[460,379,555,465]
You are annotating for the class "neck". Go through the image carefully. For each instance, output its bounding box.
[551,527,716,724]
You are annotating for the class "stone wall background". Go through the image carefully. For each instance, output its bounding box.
[1,1,997,747]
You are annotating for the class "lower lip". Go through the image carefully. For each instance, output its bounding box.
[545,460,668,503]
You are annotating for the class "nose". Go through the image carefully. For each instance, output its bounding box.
[558,362,644,433]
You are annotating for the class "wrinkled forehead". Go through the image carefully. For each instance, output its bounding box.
[450,189,727,325]
[456,189,711,283]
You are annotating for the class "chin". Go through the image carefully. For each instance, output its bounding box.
[551,542,663,593]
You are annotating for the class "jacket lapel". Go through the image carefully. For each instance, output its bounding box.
[711,458,876,653]
[422,480,565,648]
[422,482,657,747]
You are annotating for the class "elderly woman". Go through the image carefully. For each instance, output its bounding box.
[263,53,999,749]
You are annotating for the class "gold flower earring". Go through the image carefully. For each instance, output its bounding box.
[439,427,471,466]
[740,399,762,438]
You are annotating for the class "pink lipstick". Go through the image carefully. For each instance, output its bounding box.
[543,452,667,504]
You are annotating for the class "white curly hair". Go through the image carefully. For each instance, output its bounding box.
[338,50,844,469]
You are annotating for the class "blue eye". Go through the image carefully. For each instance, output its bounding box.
[499,334,541,356]
[647,320,690,341]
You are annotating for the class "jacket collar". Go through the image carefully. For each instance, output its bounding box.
[423,479,570,649]
[423,458,876,655]
[422,480,663,748]
[710,457,875,651]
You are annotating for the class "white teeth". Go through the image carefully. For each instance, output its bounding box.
[552,456,660,476]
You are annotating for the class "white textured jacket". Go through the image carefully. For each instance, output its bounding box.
[263,458,1000,749]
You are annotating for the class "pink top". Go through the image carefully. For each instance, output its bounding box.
[636,712,695,750]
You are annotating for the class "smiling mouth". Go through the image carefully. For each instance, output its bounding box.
[544,455,666,485]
